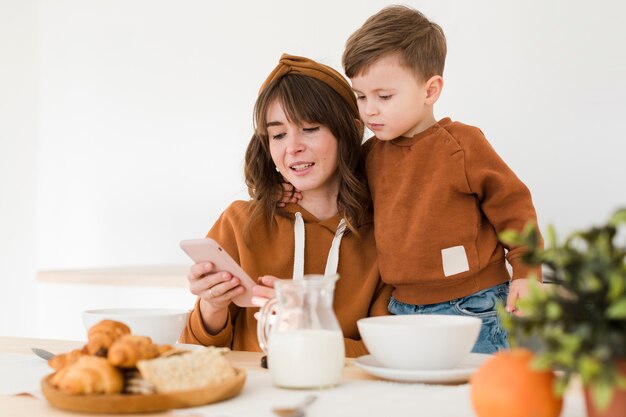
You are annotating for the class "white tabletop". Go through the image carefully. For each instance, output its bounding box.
[0,337,586,417]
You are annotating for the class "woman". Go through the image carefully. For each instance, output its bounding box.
[180,54,391,357]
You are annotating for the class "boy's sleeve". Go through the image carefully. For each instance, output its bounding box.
[458,127,542,281]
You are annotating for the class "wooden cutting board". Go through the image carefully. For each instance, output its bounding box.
[41,369,246,414]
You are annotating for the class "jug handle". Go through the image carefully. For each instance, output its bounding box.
[257,297,278,353]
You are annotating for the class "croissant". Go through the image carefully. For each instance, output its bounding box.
[86,320,131,356]
[158,344,174,356]
[50,356,124,394]
[48,347,87,371]
[107,335,160,368]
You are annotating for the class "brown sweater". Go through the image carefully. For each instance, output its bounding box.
[365,118,541,305]
[180,201,392,357]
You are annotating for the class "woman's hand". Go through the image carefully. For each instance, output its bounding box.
[251,275,278,305]
[251,275,279,320]
[276,183,302,208]
[188,262,245,334]
[188,262,245,309]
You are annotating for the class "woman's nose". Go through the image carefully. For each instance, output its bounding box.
[286,133,305,154]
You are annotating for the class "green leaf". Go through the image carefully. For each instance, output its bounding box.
[546,224,558,249]
[553,375,568,397]
[546,301,562,320]
[606,298,626,319]
[553,349,575,368]
[531,354,553,370]
[578,356,601,380]
[559,333,582,353]
[500,229,523,246]
[607,271,626,301]
[608,208,626,227]
[527,279,547,301]
[581,273,603,292]
[590,381,614,412]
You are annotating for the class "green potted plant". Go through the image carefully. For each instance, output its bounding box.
[499,208,626,417]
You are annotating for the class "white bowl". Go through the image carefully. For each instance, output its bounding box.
[82,308,190,344]
[357,315,481,370]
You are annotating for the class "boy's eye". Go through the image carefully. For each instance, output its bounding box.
[379,94,392,100]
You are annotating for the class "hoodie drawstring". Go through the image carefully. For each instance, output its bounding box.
[293,212,346,280]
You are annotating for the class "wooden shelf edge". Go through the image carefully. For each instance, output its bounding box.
[37,266,189,288]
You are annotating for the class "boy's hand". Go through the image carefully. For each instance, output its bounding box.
[276,183,302,208]
[505,278,531,317]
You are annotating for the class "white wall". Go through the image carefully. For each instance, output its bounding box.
[0,0,38,336]
[1,0,625,336]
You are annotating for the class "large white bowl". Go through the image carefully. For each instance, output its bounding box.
[357,315,481,370]
[82,308,190,345]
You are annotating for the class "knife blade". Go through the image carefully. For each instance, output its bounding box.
[31,347,55,360]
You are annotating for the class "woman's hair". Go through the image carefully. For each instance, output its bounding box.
[244,73,371,236]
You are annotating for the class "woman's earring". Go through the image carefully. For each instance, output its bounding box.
[275,166,280,172]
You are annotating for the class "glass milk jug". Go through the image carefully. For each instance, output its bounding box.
[257,274,345,389]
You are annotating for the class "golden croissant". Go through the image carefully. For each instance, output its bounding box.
[107,335,160,368]
[50,356,124,395]
[86,319,131,356]
[48,346,88,371]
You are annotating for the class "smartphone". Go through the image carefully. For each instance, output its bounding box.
[180,238,256,307]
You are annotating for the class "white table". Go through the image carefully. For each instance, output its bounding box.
[0,336,586,417]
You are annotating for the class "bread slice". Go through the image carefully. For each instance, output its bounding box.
[136,347,236,393]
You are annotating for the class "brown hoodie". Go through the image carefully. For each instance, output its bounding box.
[180,201,392,357]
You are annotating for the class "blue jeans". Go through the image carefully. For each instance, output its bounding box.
[388,282,510,354]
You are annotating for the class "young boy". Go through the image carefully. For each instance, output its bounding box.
[342,5,542,354]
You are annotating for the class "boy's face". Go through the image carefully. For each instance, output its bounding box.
[350,54,437,141]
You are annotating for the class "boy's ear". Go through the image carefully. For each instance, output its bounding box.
[424,75,444,105]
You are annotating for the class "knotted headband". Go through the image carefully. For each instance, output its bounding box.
[259,53,359,119]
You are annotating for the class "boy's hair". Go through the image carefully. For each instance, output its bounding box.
[343,5,446,81]
[245,73,371,236]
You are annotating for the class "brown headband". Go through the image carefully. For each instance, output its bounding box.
[259,53,359,119]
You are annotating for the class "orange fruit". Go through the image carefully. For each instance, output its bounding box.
[471,348,563,417]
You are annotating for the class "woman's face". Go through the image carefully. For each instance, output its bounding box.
[266,100,339,197]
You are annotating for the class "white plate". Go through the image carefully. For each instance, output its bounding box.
[354,353,491,383]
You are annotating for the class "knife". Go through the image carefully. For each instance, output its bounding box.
[31,347,55,360]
